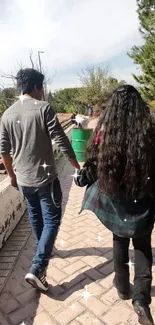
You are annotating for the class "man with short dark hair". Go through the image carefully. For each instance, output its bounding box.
[0,68,80,291]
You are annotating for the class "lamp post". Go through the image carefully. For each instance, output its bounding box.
[38,51,44,73]
[38,51,46,100]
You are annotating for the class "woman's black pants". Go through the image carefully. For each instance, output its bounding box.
[113,233,153,305]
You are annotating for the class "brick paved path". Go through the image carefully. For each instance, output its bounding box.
[0,119,155,325]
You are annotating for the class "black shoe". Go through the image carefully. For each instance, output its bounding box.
[133,301,154,325]
[25,265,48,292]
[113,278,131,300]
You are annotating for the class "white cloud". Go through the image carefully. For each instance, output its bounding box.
[0,0,141,89]
[113,66,139,85]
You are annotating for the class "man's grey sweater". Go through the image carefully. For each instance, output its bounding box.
[0,97,76,187]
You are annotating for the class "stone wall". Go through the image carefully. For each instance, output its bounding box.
[0,178,26,249]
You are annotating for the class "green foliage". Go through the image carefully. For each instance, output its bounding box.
[64,105,74,114]
[150,100,155,111]
[129,0,155,100]
[77,65,126,110]
[0,104,6,118]
[48,87,87,114]
[0,87,17,117]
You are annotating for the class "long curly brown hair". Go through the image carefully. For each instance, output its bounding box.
[86,85,155,199]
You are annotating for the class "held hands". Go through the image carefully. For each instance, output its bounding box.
[10,174,18,189]
[70,158,80,170]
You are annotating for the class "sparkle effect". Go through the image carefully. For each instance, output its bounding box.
[19,93,24,104]
[148,177,150,180]
[78,285,94,304]
[34,101,38,105]
[126,260,135,268]
[47,172,51,177]
[16,120,21,124]
[40,162,50,170]
[70,304,76,311]
[97,235,103,242]
[124,219,127,222]
[134,199,137,203]
[71,168,80,179]
[59,239,66,247]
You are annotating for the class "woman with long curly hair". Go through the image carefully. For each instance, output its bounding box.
[75,85,155,325]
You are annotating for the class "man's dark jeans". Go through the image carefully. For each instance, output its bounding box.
[19,178,62,272]
[113,233,153,305]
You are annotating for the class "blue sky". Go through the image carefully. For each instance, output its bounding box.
[49,51,140,91]
[0,0,142,91]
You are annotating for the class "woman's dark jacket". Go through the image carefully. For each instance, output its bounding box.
[75,160,155,238]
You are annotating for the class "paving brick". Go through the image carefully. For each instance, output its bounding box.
[99,272,114,289]
[101,303,132,325]
[58,283,82,307]
[0,311,10,325]
[0,292,20,314]
[33,311,58,325]
[98,261,114,276]
[8,300,43,325]
[85,267,104,282]
[0,250,19,257]
[17,320,32,325]
[81,279,105,296]
[3,278,26,295]
[15,288,40,305]
[55,302,85,325]
[1,245,23,251]
[77,312,105,325]
[0,256,16,263]
[39,294,62,315]
[63,260,86,275]
[69,321,81,325]
[47,278,65,296]
[82,256,102,268]
[101,287,119,306]
[80,295,108,316]
[62,269,87,290]
[47,265,67,282]
[0,277,6,286]
[0,263,13,270]
[50,256,70,269]
[68,234,87,245]
[0,269,10,277]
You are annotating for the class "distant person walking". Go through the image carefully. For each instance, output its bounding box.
[71,112,77,125]
[88,107,93,117]
[0,68,80,292]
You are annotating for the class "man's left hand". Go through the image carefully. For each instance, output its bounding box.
[10,175,18,189]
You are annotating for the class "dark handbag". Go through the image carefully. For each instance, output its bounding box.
[74,159,98,187]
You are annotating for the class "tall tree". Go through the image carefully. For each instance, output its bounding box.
[77,64,125,110]
[50,88,86,114]
[129,0,155,100]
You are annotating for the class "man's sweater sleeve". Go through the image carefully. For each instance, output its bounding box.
[44,105,76,160]
[0,116,11,155]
